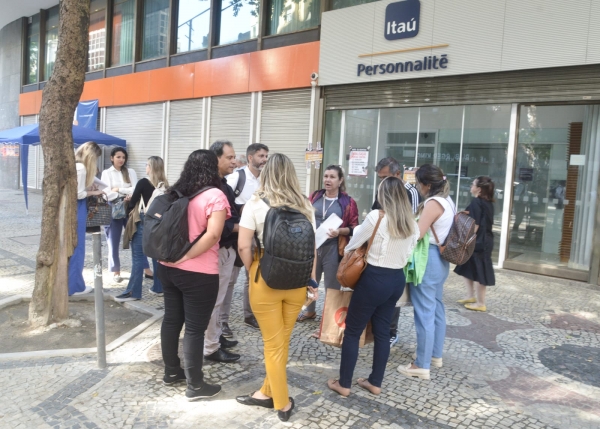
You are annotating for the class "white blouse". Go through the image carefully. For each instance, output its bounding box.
[345,210,419,270]
[426,196,456,245]
[76,163,90,200]
[100,166,138,201]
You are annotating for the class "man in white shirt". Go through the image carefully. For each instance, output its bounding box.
[221,143,269,334]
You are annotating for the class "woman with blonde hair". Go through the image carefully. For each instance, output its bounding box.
[116,156,169,302]
[68,141,103,296]
[236,153,318,422]
[328,176,418,397]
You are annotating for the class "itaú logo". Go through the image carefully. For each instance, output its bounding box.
[385,0,420,41]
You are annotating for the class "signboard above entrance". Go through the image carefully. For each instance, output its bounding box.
[319,0,600,87]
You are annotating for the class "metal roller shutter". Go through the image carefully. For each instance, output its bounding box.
[21,116,38,189]
[167,99,203,185]
[325,64,600,110]
[209,94,251,157]
[260,89,311,191]
[105,104,164,181]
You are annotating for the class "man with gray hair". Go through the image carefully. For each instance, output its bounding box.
[203,140,241,363]
[373,156,421,348]
[235,154,247,170]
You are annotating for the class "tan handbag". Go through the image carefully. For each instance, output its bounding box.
[336,211,384,289]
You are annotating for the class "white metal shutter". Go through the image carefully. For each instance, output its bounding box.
[209,94,251,157]
[167,99,203,185]
[21,115,38,189]
[105,104,164,181]
[260,89,311,191]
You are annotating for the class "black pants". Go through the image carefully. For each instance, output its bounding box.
[390,307,401,336]
[158,264,219,388]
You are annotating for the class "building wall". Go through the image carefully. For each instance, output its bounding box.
[0,18,23,190]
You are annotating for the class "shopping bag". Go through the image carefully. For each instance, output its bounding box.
[318,289,373,348]
[396,285,412,307]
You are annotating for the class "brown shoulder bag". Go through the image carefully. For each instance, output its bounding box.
[336,211,385,289]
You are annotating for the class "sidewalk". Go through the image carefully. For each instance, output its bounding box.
[1,188,600,429]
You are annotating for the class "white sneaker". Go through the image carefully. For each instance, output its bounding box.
[397,363,430,380]
[412,352,443,368]
[73,285,93,296]
[113,275,123,283]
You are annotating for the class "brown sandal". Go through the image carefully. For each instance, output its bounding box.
[327,379,350,397]
[357,378,381,395]
[297,311,317,322]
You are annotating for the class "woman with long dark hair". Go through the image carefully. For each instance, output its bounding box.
[298,165,358,325]
[455,176,496,311]
[328,176,418,397]
[157,150,230,401]
[398,164,455,380]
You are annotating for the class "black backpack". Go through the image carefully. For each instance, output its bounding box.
[142,187,215,263]
[255,200,315,290]
[234,169,246,197]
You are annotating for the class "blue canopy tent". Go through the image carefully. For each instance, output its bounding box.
[0,124,126,212]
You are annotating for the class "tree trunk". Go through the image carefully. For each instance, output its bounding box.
[29,0,91,327]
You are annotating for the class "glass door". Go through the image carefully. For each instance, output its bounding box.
[506,105,600,274]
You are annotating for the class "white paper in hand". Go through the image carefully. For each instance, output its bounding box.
[315,213,343,249]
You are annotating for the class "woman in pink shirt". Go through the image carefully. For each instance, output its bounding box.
[157,150,230,401]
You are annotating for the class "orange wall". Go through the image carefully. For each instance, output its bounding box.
[20,41,319,116]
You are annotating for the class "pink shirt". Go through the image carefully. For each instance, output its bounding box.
[168,187,231,274]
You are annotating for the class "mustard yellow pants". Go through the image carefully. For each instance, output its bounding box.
[249,257,306,410]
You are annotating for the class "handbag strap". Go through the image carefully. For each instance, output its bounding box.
[364,210,385,258]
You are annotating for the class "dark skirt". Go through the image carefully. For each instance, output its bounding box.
[454,250,495,286]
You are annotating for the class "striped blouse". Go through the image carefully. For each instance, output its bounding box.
[345,210,419,269]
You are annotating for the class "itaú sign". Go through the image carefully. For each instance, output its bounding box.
[357,53,448,76]
[385,0,420,40]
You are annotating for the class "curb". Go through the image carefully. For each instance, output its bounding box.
[0,293,163,362]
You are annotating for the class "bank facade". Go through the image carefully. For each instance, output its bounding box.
[3,0,600,284]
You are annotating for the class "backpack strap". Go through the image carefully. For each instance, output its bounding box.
[234,169,246,197]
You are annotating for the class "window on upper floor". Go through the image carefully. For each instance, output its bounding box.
[142,0,170,60]
[331,0,378,10]
[177,0,211,53]
[267,0,320,36]
[88,0,107,71]
[44,6,59,80]
[218,0,259,46]
[111,0,135,66]
[26,14,40,84]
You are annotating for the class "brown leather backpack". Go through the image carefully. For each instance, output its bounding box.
[431,211,477,265]
[336,211,384,289]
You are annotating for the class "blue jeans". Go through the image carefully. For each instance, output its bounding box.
[123,213,147,299]
[150,258,163,293]
[409,245,449,369]
[68,198,87,295]
[104,217,127,273]
[339,264,405,389]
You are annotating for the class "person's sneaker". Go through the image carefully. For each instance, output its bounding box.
[219,335,238,349]
[204,348,240,363]
[114,292,140,302]
[148,289,163,296]
[73,285,94,296]
[412,352,443,368]
[185,382,221,401]
[244,316,259,329]
[113,275,123,283]
[221,322,233,338]
[163,369,186,386]
[389,334,399,348]
[397,363,430,380]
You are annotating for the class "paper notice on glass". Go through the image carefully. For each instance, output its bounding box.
[93,177,109,190]
[315,213,343,249]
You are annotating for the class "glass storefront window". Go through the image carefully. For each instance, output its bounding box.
[323,104,512,261]
[44,6,59,80]
[219,0,259,46]
[142,0,170,60]
[267,0,320,36]
[331,0,378,11]
[177,0,210,53]
[111,0,135,66]
[88,0,107,71]
[26,15,40,84]
[507,105,600,271]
